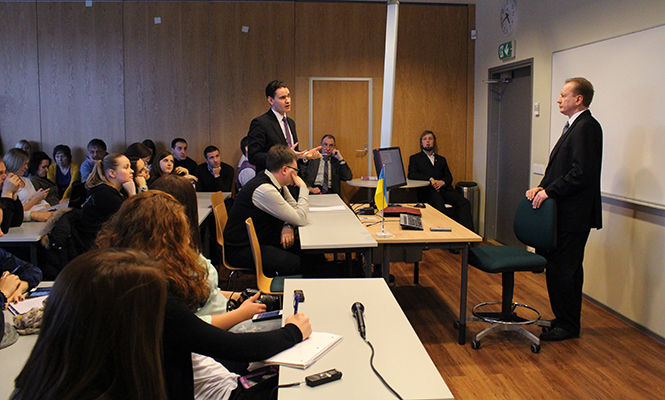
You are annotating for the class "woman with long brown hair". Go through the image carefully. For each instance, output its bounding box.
[95,191,311,399]
[13,248,169,400]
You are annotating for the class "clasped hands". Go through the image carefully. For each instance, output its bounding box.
[525,187,548,209]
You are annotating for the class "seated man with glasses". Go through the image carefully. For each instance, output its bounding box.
[223,145,309,276]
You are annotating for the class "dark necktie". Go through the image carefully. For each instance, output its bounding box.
[549,121,571,162]
[322,156,330,193]
[282,116,293,148]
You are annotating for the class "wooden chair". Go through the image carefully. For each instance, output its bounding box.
[212,202,252,290]
[245,217,301,295]
[210,191,226,212]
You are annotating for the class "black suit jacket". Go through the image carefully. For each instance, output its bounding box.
[540,109,603,232]
[302,157,353,194]
[247,109,298,171]
[408,151,455,198]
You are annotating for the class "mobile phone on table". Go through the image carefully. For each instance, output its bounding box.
[239,366,279,389]
[251,310,283,322]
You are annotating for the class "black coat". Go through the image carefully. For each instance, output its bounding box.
[539,110,603,232]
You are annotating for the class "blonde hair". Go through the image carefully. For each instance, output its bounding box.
[85,153,126,189]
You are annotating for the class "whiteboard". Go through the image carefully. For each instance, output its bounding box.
[551,24,665,208]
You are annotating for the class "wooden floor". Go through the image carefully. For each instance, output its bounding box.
[226,248,665,399]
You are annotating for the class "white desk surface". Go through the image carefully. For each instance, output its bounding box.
[1,282,53,399]
[0,191,227,244]
[299,194,377,251]
[279,278,454,400]
[0,222,45,243]
[347,178,430,189]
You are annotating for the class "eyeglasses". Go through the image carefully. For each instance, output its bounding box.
[286,165,300,173]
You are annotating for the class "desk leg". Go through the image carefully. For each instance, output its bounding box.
[458,243,469,345]
[383,244,390,283]
[364,248,372,278]
[29,243,38,266]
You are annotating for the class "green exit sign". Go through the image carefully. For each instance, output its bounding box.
[499,41,515,60]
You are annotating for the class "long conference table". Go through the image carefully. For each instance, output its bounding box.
[0,192,227,265]
[278,278,454,400]
[359,202,482,344]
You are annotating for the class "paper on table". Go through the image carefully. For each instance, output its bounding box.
[263,332,342,369]
[309,206,347,212]
[8,295,47,316]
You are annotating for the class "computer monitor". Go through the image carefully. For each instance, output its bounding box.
[372,147,407,191]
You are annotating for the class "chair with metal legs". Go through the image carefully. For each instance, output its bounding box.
[468,197,556,353]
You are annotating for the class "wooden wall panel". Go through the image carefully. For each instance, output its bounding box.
[37,2,125,162]
[294,1,386,180]
[124,1,210,163]
[0,2,40,155]
[210,2,295,169]
[393,4,470,184]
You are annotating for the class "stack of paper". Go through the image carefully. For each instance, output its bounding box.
[263,332,342,369]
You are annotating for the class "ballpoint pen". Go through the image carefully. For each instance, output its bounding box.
[294,293,300,314]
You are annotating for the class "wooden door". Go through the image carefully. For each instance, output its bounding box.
[311,80,372,202]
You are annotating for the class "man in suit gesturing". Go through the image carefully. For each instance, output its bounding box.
[302,135,353,195]
[247,80,321,172]
[527,77,603,342]
[408,130,474,231]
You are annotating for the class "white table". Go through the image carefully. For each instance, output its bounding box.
[279,278,454,399]
[0,282,53,399]
[299,194,377,274]
[0,222,46,265]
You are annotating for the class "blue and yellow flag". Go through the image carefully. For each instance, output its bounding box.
[374,167,388,211]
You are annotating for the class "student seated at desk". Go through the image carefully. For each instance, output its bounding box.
[0,159,24,235]
[4,149,52,222]
[28,151,62,206]
[0,248,42,309]
[147,151,197,188]
[224,145,310,277]
[75,153,136,251]
[13,249,169,400]
[96,191,310,399]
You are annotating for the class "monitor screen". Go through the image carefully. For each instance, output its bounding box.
[372,147,407,191]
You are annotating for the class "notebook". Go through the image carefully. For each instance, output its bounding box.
[8,295,48,316]
[263,332,342,369]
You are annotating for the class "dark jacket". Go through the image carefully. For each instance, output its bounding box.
[539,110,603,232]
[247,110,298,172]
[301,157,353,194]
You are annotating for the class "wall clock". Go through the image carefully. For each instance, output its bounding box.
[501,0,516,35]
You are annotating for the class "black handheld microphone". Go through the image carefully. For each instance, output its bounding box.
[351,302,366,339]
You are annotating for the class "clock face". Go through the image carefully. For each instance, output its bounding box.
[501,0,516,35]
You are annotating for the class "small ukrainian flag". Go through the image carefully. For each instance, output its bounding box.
[374,166,388,211]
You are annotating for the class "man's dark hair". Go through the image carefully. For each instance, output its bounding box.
[87,139,107,151]
[565,77,594,108]
[321,134,336,144]
[203,146,219,159]
[265,80,288,98]
[266,145,297,172]
[240,136,250,156]
[171,138,187,149]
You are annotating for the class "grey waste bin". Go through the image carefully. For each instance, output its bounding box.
[455,181,479,233]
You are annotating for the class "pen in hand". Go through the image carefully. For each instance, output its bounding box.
[294,294,300,314]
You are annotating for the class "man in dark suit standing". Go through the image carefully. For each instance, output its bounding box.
[247,80,321,172]
[408,130,474,231]
[527,77,603,342]
[302,135,352,195]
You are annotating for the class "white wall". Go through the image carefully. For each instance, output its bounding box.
[472,0,665,338]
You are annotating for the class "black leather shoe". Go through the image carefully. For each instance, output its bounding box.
[539,326,577,342]
[540,319,557,333]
